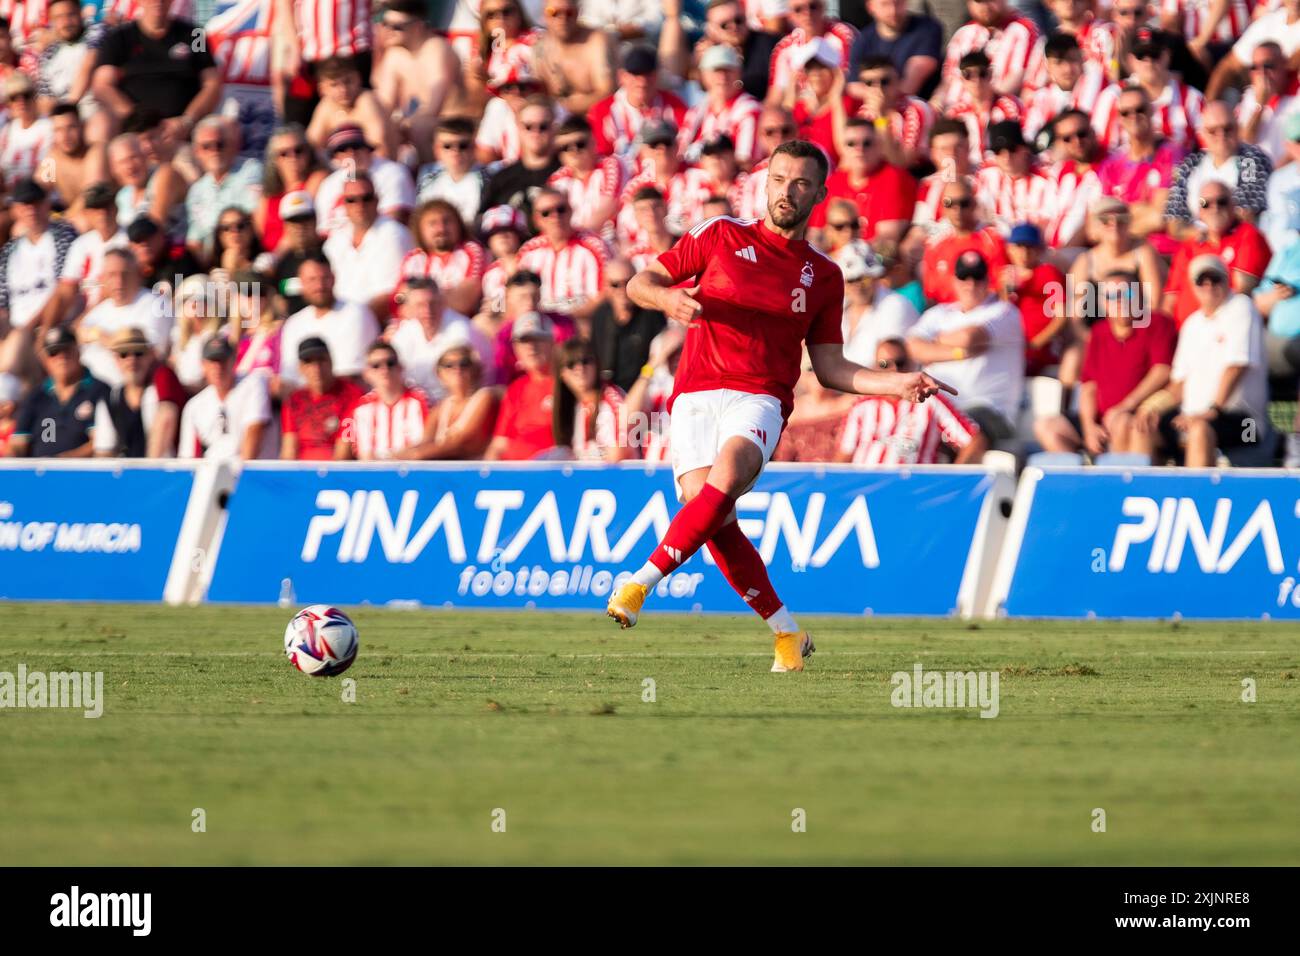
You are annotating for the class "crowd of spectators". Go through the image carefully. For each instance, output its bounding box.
[0,0,1296,468]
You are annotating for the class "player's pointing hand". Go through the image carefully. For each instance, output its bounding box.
[664,284,704,327]
[898,372,958,403]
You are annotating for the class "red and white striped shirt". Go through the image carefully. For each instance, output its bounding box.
[589,88,689,159]
[876,97,935,159]
[768,20,859,93]
[974,164,1056,236]
[1021,64,1122,145]
[736,158,768,221]
[349,386,429,460]
[942,16,1039,107]
[676,166,749,229]
[293,0,372,62]
[678,91,764,166]
[517,231,609,314]
[1145,78,1205,152]
[102,0,195,24]
[484,28,539,88]
[950,95,1024,165]
[616,167,694,247]
[1045,160,1103,248]
[1021,18,1120,95]
[480,259,510,314]
[399,240,488,292]
[548,157,625,234]
[0,118,52,189]
[0,0,53,46]
[572,384,628,461]
[1162,0,1256,44]
[207,0,274,87]
[838,394,979,466]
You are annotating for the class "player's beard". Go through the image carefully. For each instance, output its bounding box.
[767,196,811,230]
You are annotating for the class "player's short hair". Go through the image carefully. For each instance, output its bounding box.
[316,56,361,81]
[959,51,991,72]
[929,118,968,143]
[556,115,592,138]
[631,185,666,205]
[770,139,830,184]
[1044,32,1082,60]
[436,116,476,139]
[856,55,897,75]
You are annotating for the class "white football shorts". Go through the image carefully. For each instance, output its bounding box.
[668,388,784,502]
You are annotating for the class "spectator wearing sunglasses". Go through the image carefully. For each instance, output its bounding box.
[921,178,1008,305]
[387,277,492,399]
[8,326,109,458]
[0,75,52,192]
[416,117,488,228]
[808,117,915,246]
[837,238,918,372]
[315,124,416,237]
[850,55,933,170]
[552,337,632,462]
[401,199,487,317]
[256,125,327,255]
[1126,28,1203,151]
[397,340,500,461]
[1095,86,1185,254]
[948,50,1024,167]
[548,115,625,236]
[615,120,692,247]
[937,0,1039,110]
[589,44,687,161]
[1162,179,1271,325]
[847,0,944,101]
[1205,0,1300,101]
[516,186,610,328]
[371,0,465,158]
[531,0,616,116]
[323,171,414,321]
[679,44,765,169]
[480,96,562,221]
[1149,254,1269,466]
[1163,100,1270,244]
[589,259,665,393]
[207,207,265,275]
[338,339,431,461]
[92,326,186,457]
[1044,108,1104,250]
[1231,41,1298,166]
[766,0,857,108]
[694,0,780,103]
[184,117,263,257]
[468,0,540,113]
[975,121,1055,238]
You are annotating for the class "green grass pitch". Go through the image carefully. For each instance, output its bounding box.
[1,602,1297,865]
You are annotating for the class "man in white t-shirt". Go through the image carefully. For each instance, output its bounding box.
[41,182,126,327]
[835,239,918,369]
[1150,254,1269,467]
[315,125,415,237]
[279,255,381,391]
[1207,0,1300,99]
[177,337,276,460]
[323,172,413,320]
[386,277,492,397]
[76,248,172,386]
[906,249,1025,444]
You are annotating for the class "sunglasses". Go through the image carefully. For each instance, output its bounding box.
[1199,196,1231,209]
[763,125,796,136]
[276,144,308,158]
[537,205,569,218]
[861,77,894,87]
[961,68,991,81]
[826,220,855,230]
[943,197,974,209]
[523,122,552,133]
[382,17,416,30]
[439,139,472,151]
[332,144,367,154]
[1059,129,1092,143]
[344,192,377,204]
[117,348,149,358]
[558,138,590,153]
[45,346,75,357]
[844,138,875,150]
[1115,6,1145,16]
[196,140,225,152]
[439,358,474,370]
[1133,51,1160,62]
[1195,273,1225,286]
[369,358,399,369]
[565,356,595,369]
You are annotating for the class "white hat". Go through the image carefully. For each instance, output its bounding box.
[834,239,886,282]
[699,44,743,73]
[791,37,840,72]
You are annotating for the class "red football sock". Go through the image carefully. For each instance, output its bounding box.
[706,519,784,619]
[648,483,737,576]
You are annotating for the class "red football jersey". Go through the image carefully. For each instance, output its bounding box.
[655,216,844,418]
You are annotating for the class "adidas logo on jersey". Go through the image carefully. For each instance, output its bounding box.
[734,245,757,263]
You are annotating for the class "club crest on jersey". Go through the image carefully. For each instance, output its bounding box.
[799,262,814,288]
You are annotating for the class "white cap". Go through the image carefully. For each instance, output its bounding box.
[834,239,886,282]
[791,37,840,72]
[699,44,743,73]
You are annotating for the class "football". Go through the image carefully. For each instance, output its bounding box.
[283,605,359,676]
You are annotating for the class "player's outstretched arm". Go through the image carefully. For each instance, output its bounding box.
[627,260,704,327]
[808,343,957,403]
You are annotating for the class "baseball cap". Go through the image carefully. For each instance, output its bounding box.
[622,44,658,76]
[297,336,332,361]
[700,134,736,157]
[108,327,151,353]
[790,37,839,72]
[480,204,527,238]
[11,177,47,205]
[1090,195,1129,217]
[326,124,370,155]
[511,311,554,341]
[1132,27,1168,59]
[953,251,989,282]
[41,325,78,354]
[83,181,117,210]
[202,337,236,362]
[4,72,33,99]
[1008,222,1043,247]
[126,216,162,243]
[279,190,316,222]
[0,372,21,404]
[834,239,886,282]
[1189,254,1229,283]
[638,119,678,147]
[988,120,1026,154]
[699,44,742,73]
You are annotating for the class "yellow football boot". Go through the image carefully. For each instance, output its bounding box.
[606,581,650,629]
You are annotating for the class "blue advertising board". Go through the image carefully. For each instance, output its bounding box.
[0,462,196,601]
[996,468,1300,619]
[207,463,1000,615]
